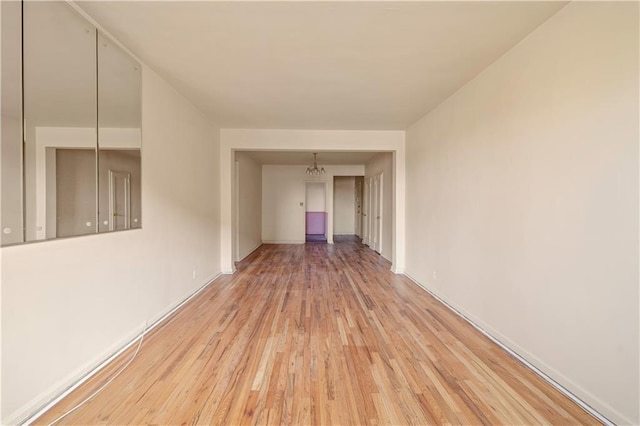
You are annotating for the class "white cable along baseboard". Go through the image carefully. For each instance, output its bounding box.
[20,273,221,426]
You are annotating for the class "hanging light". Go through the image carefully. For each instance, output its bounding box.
[306,152,325,175]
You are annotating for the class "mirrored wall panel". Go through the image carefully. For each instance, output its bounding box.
[1,1,24,245]
[1,0,143,246]
[23,0,97,241]
[98,34,142,232]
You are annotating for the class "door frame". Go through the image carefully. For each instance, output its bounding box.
[234,160,240,262]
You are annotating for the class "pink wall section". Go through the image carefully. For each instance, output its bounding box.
[305,211,326,235]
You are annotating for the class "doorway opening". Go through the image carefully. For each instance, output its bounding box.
[333,175,364,243]
[305,181,327,243]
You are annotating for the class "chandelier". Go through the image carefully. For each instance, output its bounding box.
[306,152,325,175]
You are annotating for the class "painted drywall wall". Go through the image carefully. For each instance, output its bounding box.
[405,2,638,423]
[220,129,406,273]
[333,176,356,235]
[365,153,393,261]
[1,66,221,424]
[305,182,326,212]
[234,152,262,261]
[262,165,364,244]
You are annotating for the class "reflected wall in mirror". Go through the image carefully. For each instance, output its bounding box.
[23,0,97,241]
[1,1,24,245]
[97,34,142,232]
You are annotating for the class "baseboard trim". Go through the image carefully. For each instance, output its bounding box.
[237,243,262,262]
[261,240,304,244]
[391,266,404,274]
[403,273,614,426]
[20,272,222,426]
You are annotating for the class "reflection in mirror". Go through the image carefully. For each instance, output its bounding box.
[98,150,141,231]
[98,34,142,232]
[1,1,23,245]
[23,1,97,241]
[55,149,98,237]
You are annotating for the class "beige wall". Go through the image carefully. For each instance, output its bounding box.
[405,2,638,424]
[234,152,262,261]
[365,153,393,262]
[305,182,326,212]
[333,176,356,235]
[1,66,221,424]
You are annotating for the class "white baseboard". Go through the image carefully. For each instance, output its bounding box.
[262,240,304,244]
[237,243,262,262]
[402,273,616,426]
[17,273,222,426]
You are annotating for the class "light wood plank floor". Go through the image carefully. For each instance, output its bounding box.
[36,237,599,425]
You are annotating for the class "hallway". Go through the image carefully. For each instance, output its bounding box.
[37,240,598,424]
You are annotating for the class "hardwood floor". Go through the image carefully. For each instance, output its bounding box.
[36,238,599,425]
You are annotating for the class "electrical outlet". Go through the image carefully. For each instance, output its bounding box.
[192,270,197,279]
[432,271,437,280]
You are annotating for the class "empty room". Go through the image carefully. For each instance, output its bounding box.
[1,1,638,425]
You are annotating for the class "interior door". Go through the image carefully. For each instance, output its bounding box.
[371,176,379,252]
[363,178,370,245]
[108,169,131,231]
[375,173,383,253]
[354,179,362,237]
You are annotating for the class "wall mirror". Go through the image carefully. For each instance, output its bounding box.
[1,0,142,246]
[97,33,142,232]
[1,0,23,245]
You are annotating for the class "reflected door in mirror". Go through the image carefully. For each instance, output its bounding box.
[109,170,130,231]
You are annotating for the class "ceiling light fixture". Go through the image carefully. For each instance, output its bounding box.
[306,152,325,175]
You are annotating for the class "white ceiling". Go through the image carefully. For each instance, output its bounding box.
[240,150,381,165]
[76,1,566,130]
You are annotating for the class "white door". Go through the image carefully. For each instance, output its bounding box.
[108,170,131,231]
[371,176,379,252]
[354,179,362,237]
[234,161,240,261]
[363,178,371,245]
[375,173,383,253]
